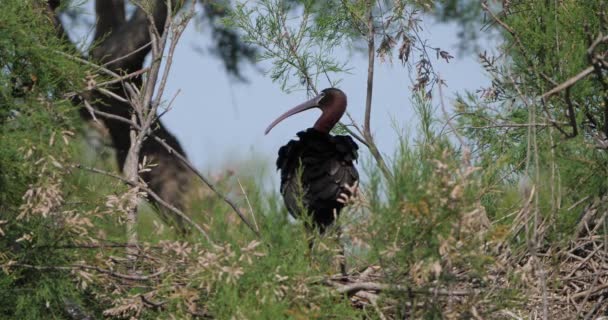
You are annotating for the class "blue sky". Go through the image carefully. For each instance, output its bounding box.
[160,18,490,178]
[65,5,492,183]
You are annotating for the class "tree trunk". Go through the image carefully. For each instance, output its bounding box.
[51,0,193,232]
[91,0,192,232]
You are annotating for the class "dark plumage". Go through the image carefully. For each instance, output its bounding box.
[265,88,359,233]
[277,128,358,232]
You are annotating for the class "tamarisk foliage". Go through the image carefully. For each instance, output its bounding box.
[5,0,608,318]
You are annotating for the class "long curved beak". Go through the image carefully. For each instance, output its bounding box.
[264,92,325,135]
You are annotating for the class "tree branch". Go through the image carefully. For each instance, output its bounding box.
[151,135,261,238]
[5,262,165,281]
[361,2,392,182]
[327,280,474,296]
[80,102,261,239]
[363,2,374,137]
[72,164,215,245]
[541,66,594,100]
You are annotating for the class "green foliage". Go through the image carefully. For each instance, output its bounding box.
[0,1,95,318]
[359,96,505,317]
[4,0,608,318]
[450,2,608,315]
[224,0,511,317]
[226,0,353,92]
[457,1,608,239]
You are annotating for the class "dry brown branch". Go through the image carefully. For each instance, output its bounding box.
[360,1,392,182]
[363,2,374,136]
[74,1,264,258]
[328,280,474,296]
[101,41,153,68]
[465,123,555,129]
[140,294,165,308]
[82,100,100,124]
[566,243,603,279]
[79,99,260,238]
[97,87,130,103]
[46,243,160,250]
[541,66,594,100]
[5,262,164,281]
[95,67,150,88]
[117,6,191,251]
[571,281,608,300]
[151,135,260,237]
[54,50,121,78]
[72,164,215,244]
[237,178,259,234]
[342,112,370,148]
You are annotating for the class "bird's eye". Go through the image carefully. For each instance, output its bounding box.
[318,93,329,105]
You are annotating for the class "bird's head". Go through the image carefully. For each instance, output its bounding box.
[264,88,347,135]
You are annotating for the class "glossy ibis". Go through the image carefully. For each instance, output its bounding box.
[265,88,359,233]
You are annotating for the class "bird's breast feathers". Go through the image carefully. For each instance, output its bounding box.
[276,128,359,202]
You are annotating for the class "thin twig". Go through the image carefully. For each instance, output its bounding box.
[328,280,474,296]
[541,66,594,100]
[438,75,463,147]
[572,276,606,300]
[95,67,150,88]
[151,136,261,237]
[464,123,554,129]
[83,100,100,124]
[237,178,259,233]
[361,0,392,181]
[79,103,259,238]
[363,1,374,138]
[102,41,153,67]
[98,87,130,103]
[5,262,164,281]
[54,50,121,79]
[72,164,215,244]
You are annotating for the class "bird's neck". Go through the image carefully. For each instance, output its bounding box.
[313,105,345,134]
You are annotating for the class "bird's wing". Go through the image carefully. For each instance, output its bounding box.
[276,130,359,217]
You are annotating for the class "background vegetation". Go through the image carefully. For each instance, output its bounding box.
[1,0,607,319]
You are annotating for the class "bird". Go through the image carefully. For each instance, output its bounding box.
[264,88,359,234]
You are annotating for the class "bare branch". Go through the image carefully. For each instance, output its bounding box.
[84,88,258,240]
[82,100,100,124]
[438,75,463,146]
[78,101,260,238]
[95,67,150,88]
[151,135,261,238]
[541,66,594,100]
[97,87,130,103]
[327,280,474,296]
[464,123,555,130]
[72,164,215,244]
[359,1,392,182]
[5,262,164,281]
[101,41,152,68]
[54,50,121,79]
[363,2,374,136]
